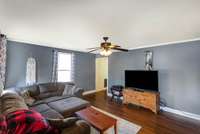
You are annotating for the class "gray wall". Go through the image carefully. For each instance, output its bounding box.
[108,41,200,115]
[6,41,95,90]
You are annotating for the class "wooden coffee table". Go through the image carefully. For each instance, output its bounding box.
[75,107,118,134]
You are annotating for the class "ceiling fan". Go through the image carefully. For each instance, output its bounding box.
[87,37,128,56]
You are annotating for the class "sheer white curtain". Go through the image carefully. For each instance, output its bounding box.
[71,53,75,82]
[0,34,7,94]
[52,50,58,82]
[26,57,36,85]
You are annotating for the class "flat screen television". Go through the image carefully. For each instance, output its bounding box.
[125,70,158,92]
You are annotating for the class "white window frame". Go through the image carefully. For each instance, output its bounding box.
[57,52,73,82]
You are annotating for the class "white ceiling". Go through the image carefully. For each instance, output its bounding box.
[0,0,200,52]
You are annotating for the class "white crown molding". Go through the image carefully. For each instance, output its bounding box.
[129,38,200,50]
[7,37,87,53]
[7,37,200,53]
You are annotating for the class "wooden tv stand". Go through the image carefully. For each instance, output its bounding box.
[123,88,160,114]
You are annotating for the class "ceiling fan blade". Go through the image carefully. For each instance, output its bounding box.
[109,44,120,48]
[112,47,129,52]
[88,48,101,53]
[87,47,101,50]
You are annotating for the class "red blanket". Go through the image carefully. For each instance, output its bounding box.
[0,110,59,134]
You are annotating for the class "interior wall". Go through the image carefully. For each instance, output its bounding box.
[5,41,95,90]
[108,40,200,115]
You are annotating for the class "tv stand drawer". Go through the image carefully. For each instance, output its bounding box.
[123,88,160,114]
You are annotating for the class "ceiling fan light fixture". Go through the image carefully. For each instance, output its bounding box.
[100,49,112,56]
[87,37,128,55]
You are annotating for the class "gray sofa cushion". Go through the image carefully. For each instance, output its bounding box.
[37,83,67,100]
[48,97,90,117]
[37,92,62,100]
[30,103,64,119]
[42,95,70,103]
[40,108,64,119]
[30,103,51,113]
[39,83,59,93]
[32,95,71,106]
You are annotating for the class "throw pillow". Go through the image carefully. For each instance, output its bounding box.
[71,85,79,95]
[20,90,35,106]
[5,109,59,134]
[62,84,74,96]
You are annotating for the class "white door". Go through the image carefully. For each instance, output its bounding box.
[96,57,108,91]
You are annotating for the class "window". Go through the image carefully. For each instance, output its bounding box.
[57,52,72,82]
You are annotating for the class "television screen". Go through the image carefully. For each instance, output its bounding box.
[125,70,158,92]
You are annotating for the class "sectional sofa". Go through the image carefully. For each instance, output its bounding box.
[15,82,90,119]
[0,82,91,134]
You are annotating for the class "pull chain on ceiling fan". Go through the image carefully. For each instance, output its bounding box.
[87,37,128,56]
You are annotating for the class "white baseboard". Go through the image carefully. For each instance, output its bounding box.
[107,93,112,97]
[107,93,200,121]
[160,106,200,121]
[83,89,106,95]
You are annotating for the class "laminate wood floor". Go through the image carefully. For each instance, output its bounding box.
[83,91,200,134]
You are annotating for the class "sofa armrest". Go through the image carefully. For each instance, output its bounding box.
[47,117,90,134]
[74,89,84,98]
[61,120,90,134]
[46,117,79,128]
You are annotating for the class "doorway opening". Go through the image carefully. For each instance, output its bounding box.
[95,57,108,92]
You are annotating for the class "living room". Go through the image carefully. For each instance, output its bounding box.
[0,0,200,134]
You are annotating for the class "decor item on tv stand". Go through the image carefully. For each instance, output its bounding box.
[123,88,160,114]
[145,51,153,70]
